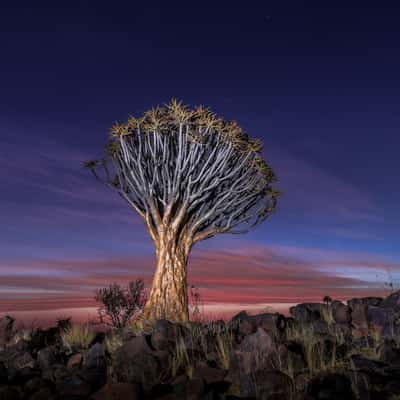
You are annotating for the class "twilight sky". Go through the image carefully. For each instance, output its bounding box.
[1,1,400,323]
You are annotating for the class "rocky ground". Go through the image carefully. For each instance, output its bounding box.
[1,291,400,400]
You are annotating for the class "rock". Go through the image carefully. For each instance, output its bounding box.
[0,316,14,347]
[305,373,357,400]
[186,377,205,400]
[330,323,352,340]
[250,312,286,335]
[378,339,400,365]
[67,353,83,369]
[28,387,57,400]
[331,300,351,324]
[310,320,330,335]
[150,319,179,351]
[228,311,256,336]
[380,290,400,310]
[239,327,274,354]
[289,303,328,324]
[90,382,142,400]
[78,366,107,393]
[29,327,61,352]
[8,366,38,387]
[192,365,226,385]
[85,343,106,369]
[113,344,165,392]
[0,386,20,400]
[253,369,294,399]
[24,376,48,395]
[56,372,92,398]
[275,340,307,374]
[348,297,385,337]
[367,306,396,327]
[349,354,387,374]
[37,347,58,370]
[117,335,153,357]
[0,361,7,384]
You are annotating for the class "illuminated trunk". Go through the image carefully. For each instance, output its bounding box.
[143,231,190,323]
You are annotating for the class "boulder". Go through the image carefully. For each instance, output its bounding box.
[150,319,180,351]
[305,372,357,400]
[37,347,58,370]
[253,369,294,399]
[67,353,83,369]
[367,306,396,327]
[380,290,400,310]
[113,339,167,392]
[250,312,286,334]
[7,366,38,387]
[0,361,7,384]
[85,343,106,369]
[0,386,20,400]
[348,297,383,308]
[192,365,226,385]
[238,327,274,354]
[0,316,15,347]
[227,311,256,336]
[28,387,57,400]
[24,376,48,396]
[378,339,400,365]
[56,372,93,398]
[90,382,142,400]
[289,303,327,324]
[275,340,307,374]
[331,300,351,324]
[229,369,293,398]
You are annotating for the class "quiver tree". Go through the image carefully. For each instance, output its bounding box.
[84,99,279,323]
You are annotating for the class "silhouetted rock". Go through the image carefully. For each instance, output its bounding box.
[67,353,83,370]
[28,387,57,400]
[85,343,106,369]
[0,386,20,400]
[56,372,93,398]
[90,382,142,400]
[380,290,400,310]
[150,319,179,351]
[0,316,14,347]
[305,373,356,400]
[331,300,351,324]
[289,303,327,324]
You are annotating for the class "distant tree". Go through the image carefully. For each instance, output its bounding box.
[85,99,279,322]
[95,279,146,329]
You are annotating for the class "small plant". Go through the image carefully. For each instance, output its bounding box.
[189,285,204,323]
[95,279,147,329]
[61,323,95,350]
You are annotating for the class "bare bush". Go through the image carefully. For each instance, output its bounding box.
[95,279,147,329]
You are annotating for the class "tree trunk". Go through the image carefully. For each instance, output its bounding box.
[143,232,191,323]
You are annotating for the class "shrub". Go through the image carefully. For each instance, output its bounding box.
[189,284,204,323]
[95,279,147,329]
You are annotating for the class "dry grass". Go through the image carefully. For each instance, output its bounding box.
[61,323,95,350]
[171,333,194,379]
[105,330,124,353]
[215,329,234,370]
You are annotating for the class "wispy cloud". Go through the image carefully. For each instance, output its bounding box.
[0,244,395,315]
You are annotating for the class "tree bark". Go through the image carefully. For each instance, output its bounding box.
[143,231,191,323]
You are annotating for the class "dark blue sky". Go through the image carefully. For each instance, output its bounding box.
[1,1,399,319]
